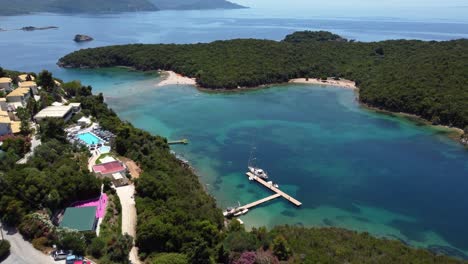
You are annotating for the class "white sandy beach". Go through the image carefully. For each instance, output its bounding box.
[156,71,196,87]
[289,78,357,89]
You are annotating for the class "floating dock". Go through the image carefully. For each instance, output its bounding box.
[245,172,302,207]
[168,139,189,145]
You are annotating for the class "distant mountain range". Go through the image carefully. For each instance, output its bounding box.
[0,0,246,15]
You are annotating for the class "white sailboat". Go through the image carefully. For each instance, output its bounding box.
[248,147,269,180]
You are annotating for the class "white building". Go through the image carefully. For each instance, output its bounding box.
[69,103,82,113]
[34,105,74,122]
[0,113,12,136]
[17,74,35,83]
[0,77,13,92]
[0,98,7,111]
[0,110,20,136]
[6,87,31,106]
[19,81,38,95]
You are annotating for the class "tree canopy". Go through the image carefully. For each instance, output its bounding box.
[59,31,468,129]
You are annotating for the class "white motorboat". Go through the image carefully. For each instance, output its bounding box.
[233,208,249,217]
[248,166,268,180]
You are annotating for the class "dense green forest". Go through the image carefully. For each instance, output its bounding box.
[59,31,468,131]
[1,69,467,263]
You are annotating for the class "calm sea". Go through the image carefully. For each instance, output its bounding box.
[1,7,468,258]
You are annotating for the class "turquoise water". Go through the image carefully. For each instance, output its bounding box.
[99,146,111,154]
[0,6,467,259]
[73,73,468,258]
[77,132,102,145]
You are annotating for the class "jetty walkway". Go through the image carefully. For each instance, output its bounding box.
[168,139,189,145]
[233,172,302,215]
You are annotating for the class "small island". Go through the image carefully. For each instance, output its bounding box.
[21,26,58,31]
[74,34,94,42]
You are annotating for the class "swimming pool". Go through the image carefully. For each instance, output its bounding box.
[77,132,102,146]
[99,146,111,154]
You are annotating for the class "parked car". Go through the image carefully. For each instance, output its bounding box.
[65,255,90,264]
[52,249,72,260]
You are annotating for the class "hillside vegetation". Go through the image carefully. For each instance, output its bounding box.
[0,0,244,15]
[1,68,467,262]
[59,31,468,130]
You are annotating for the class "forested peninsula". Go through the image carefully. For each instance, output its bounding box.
[59,31,468,136]
[0,0,244,15]
[1,67,467,263]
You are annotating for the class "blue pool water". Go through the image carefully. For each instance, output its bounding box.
[99,146,111,154]
[78,132,102,146]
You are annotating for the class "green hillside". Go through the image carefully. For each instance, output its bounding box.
[59,31,468,130]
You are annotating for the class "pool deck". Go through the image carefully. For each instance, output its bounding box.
[77,131,105,145]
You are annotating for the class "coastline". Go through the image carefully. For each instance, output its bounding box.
[156,70,196,87]
[289,78,357,90]
[360,103,465,141]
[154,70,465,145]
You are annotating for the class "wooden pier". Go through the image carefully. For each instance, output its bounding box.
[225,172,302,218]
[239,194,281,210]
[246,172,302,207]
[168,139,189,145]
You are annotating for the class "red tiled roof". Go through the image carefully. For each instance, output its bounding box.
[93,161,125,175]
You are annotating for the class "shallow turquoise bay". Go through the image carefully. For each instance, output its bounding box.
[65,69,468,257]
[1,9,468,258]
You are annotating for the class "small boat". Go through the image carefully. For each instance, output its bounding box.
[223,207,237,217]
[247,146,268,180]
[248,176,254,181]
[248,166,268,180]
[233,208,249,217]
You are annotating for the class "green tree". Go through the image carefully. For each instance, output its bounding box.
[272,235,292,261]
[108,233,133,263]
[184,237,211,264]
[16,107,31,135]
[0,196,26,225]
[88,237,105,258]
[0,240,11,262]
[57,231,86,256]
[152,253,188,264]
[37,70,55,92]
[39,118,66,142]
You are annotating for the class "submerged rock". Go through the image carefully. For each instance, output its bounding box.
[74,34,94,42]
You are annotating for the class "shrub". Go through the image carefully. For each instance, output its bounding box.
[151,253,188,264]
[88,237,105,258]
[272,236,292,261]
[0,240,11,261]
[32,237,49,251]
[233,251,256,264]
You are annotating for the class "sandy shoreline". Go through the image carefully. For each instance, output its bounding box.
[156,70,196,87]
[153,71,464,144]
[289,78,357,89]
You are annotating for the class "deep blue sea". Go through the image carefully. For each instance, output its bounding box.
[1,7,468,258]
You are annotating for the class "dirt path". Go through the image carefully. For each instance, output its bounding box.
[119,157,142,179]
[116,185,141,264]
[1,225,59,264]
